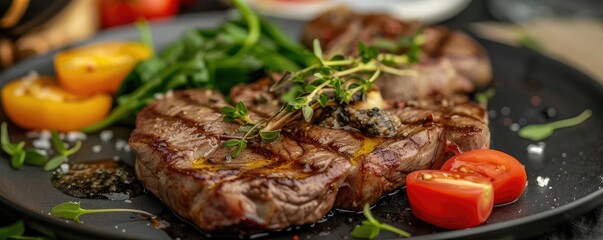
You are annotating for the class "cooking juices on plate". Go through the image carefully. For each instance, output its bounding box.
[2,0,591,238]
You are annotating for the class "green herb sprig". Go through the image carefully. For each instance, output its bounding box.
[351,204,411,239]
[518,109,592,141]
[221,35,422,157]
[81,0,315,133]
[1,122,48,169]
[43,132,81,171]
[221,101,254,124]
[0,220,49,240]
[475,88,496,105]
[51,202,155,223]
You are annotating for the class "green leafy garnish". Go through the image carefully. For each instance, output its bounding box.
[221,101,254,124]
[0,220,48,240]
[475,88,496,105]
[51,202,155,223]
[518,109,592,141]
[1,122,49,170]
[0,220,25,239]
[135,19,155,54]
[517,32,542,52]
[351,204,411,239]
[371,30,424,64]
[81,0,315,133]
[223,139,248,158]
[43,131,81,171]
[221,37,420,158]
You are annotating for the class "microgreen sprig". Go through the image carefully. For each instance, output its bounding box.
[0,220,49,240]
[43,131,81,171]
[221,35,423,158]
[221,101,254,124]
[51,202,155,223]
[351,204,411,239]
[1,122,48,169]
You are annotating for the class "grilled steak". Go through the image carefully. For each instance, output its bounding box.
[130,88,489,231]
[301,7,492,102]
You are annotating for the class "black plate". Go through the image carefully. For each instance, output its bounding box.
[0,13,602,240]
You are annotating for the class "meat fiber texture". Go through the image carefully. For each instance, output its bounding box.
[129,89,489,232]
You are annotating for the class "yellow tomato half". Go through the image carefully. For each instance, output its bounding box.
[54,42,152,96]
[1,75,112,131]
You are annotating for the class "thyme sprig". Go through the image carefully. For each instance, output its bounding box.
[221,35,423,157]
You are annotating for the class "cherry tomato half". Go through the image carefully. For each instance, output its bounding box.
[1,75,112,131]
[406,170,494,229]
[441,149,527,205]
[54,42,152,96]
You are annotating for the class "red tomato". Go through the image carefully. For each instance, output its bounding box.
[406,170,494,229]
[441,149,527,205]
[99,0,179,28]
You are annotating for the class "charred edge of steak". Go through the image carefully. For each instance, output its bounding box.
[131,89,490,232]
[130,90,352,234]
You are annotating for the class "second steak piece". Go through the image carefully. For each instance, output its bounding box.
[287,96,490,210]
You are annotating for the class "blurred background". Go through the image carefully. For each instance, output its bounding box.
[1,0,602,82]
[0,0,602,239]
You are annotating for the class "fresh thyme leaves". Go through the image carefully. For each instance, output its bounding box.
[223,139,247,158]
[221,35,422,158]
[221,101,254,124]
[51,202,155,223]
[371,30,425,64]
[1,122,49,169]
[351,204,411,239]
[43,131,82,171]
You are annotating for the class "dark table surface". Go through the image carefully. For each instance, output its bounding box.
[1,0,602,239]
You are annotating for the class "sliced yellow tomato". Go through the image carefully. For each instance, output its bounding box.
[54,42,152,95]
[1,75,112,131]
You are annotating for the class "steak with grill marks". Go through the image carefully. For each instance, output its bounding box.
[130,88,489,232]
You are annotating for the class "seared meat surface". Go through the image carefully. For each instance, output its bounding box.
[302,7,492,102]
[130,89,351,232]
[130,89,489,231]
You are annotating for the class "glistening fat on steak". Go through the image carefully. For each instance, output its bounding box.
[130,89,489,232]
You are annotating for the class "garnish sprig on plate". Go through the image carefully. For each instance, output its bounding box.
[1,122,48,169]
[351,203,411,239]
[43,131,82,171]
[221,35,422,158]
[51,202,155,223]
